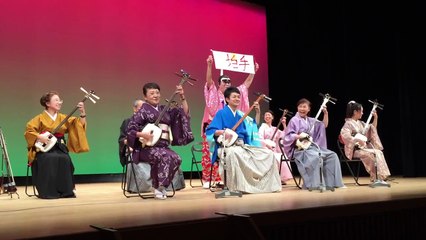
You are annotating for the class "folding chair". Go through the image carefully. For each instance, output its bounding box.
[121,147,175,199]
[278,137,302,189]
[189,142,203,187]
[336,136,369,186]
[25,162,39,197]
[207,160,223,192]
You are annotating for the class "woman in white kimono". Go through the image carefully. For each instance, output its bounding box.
[258,110,293,184]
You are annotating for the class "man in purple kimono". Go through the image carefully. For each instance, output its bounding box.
[126,82,194,200]
[283,98,344,191]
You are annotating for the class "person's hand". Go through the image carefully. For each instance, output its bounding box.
[254,62,259,73]
[37,133,51,144]
[215,129,225,137]
[253,102,260,112]
[321,105,328,115]
[355,139,367,149]
[299,132,309,139]
[264,139,276,150]
[139,130,153,143]
[77,102,86,115]
[223,129,236,142]
[176,84,184,96]
[280,116,287,125]
[207,55,213,66]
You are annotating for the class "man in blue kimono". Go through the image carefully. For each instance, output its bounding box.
[206,87,281,194]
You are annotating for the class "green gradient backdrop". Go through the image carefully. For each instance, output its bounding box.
[0,0,268,176]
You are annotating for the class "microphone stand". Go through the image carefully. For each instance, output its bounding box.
[308,141,335,193]
[215,137,242,199]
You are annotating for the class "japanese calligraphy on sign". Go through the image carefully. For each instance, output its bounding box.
[211,49,255,74]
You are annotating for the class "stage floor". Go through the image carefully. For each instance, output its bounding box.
[1,176,426,239]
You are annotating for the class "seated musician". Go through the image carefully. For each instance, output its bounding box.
[258,110,293,184]
[119,99,186,193]
[340,101,390,183]
[205,86,281,194]
[24,91,89,199]
[282,98,345,190]
[126,82,193,200]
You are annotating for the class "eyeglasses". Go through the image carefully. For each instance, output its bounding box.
[221,78,231,84]
[52,98,63,104]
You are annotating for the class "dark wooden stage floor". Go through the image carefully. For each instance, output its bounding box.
[1,176,426,240]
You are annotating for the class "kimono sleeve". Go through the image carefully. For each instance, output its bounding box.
[67,117,90,153]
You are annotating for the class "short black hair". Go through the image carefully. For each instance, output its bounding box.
[142,82,160,96]
[224,86,240,99]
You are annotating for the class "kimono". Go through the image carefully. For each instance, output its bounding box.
[125,160,186,193]
[340,118,390,181]
[201,83,249,134]
[200,82,249,183]
[126,103,193,189]
[120,116,185,192]
[283,112,344,189]
[205,106,281,194]
[258,123,293,182]
[24,111,89,199]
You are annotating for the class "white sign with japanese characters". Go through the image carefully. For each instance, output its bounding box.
[211,49,255,74]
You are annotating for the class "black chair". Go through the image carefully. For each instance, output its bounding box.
[121,147,175,199]
[25,162,39,197]
[336,136,369,186]
[189,142,203,187]
[278,137,302,189]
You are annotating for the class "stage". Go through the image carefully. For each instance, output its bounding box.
[1,176,426,240]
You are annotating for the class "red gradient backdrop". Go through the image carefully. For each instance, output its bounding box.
[0,0,268,175]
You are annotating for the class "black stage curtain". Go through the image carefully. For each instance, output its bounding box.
[265,1,426,176]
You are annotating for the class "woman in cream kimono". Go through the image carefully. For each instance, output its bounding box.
[340,101,390,183]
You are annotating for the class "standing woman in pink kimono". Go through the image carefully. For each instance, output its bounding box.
[200,54,259,188]
[25,91,89,199]
[258,110,293,184]
[340,101,390,183]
